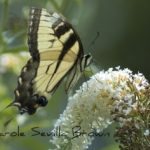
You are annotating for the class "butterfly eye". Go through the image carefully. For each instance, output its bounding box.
[37,96,48,107]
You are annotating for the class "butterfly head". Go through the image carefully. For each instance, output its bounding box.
[13,85,49,115]
[13,93,48,115]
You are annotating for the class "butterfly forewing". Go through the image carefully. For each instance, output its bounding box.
[28,8,83,94]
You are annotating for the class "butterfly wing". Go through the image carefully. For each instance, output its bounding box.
[28,8,84,94]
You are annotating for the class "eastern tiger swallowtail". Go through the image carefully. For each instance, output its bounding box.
[10,7,92,115]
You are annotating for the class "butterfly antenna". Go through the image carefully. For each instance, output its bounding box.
[3,117,15,128]
[88,31,100,52]
[0,101,17,128]
[0,101,15,114]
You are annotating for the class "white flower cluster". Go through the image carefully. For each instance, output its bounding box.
[50,67,149,150]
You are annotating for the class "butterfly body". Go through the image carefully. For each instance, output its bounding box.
[14,59,48,114]
[12,7,92,115]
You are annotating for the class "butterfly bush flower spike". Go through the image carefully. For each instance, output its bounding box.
[50,67,150,150]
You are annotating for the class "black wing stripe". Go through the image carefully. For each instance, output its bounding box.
[62,33,77,55]
[48,33,77,83]
[28,9,42,60]
[54,22,70,38]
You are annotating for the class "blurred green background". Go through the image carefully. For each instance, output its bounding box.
[0,0,150,149]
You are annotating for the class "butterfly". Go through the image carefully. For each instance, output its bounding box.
[10,7,92,115]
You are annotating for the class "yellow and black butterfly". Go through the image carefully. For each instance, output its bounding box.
[11,7,92,115]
